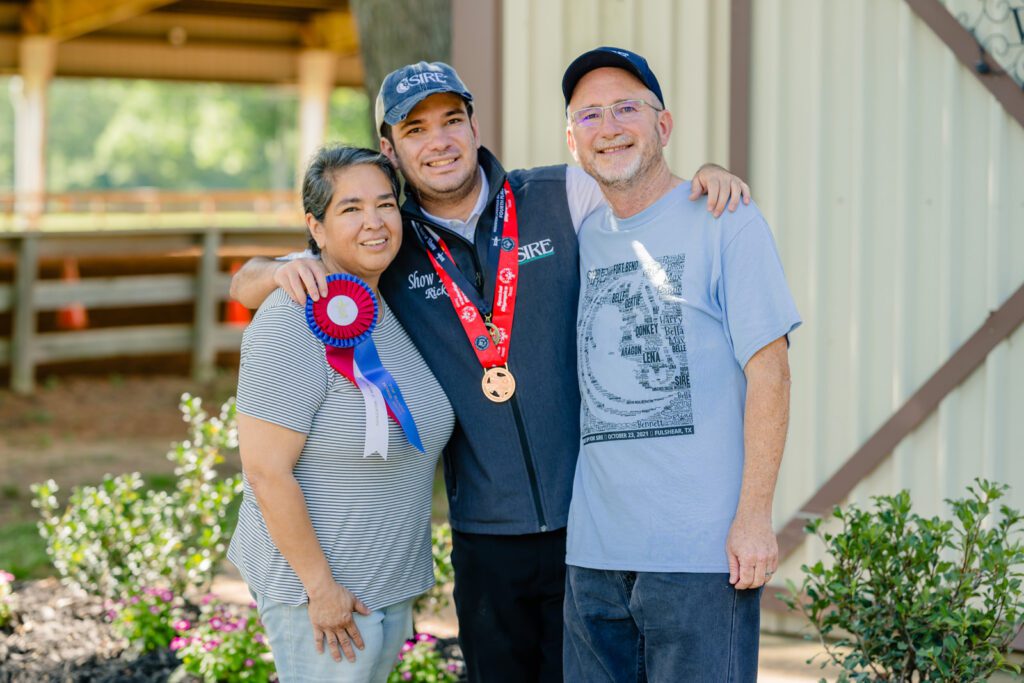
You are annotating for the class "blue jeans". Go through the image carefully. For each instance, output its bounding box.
[254,592,414,683]
[563,567,761,682]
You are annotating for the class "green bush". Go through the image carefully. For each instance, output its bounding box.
[31,394,242,598]
[784,479,1024,681]
[414,523,454,617]
[107,586,185,652]
[173,594,276,682]
[388,633,461,683]
[0,570,13,628]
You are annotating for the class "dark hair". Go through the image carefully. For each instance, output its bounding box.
[379,100,475,147]
[301,145,401,255]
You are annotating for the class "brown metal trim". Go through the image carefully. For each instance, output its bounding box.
[728,0,751,179]
[778,282,1024,560]
[493,0,503,160]
[905,0,1024,130]
[451,0,503,159]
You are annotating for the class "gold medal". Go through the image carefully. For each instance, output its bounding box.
[482,366,516,403]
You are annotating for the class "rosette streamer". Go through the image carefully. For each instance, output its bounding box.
[306,274,424,458]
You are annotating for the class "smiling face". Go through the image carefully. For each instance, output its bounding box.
[306,163,402,289]
[379,92,481,213]
[566,67,672,191]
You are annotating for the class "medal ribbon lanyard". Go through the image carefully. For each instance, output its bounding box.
[411,180,519,369]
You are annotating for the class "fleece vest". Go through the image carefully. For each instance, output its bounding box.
[380,147,580,535]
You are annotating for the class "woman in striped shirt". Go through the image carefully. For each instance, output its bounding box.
[228,146,455,683]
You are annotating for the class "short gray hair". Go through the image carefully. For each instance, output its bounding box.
[301,145,401,255]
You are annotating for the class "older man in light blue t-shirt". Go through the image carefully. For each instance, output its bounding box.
[560,48,802,682]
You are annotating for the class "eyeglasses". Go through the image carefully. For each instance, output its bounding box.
[569,99,664,127]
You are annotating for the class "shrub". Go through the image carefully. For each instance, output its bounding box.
[107,586,184,652]
[0,570,13,628]
[31,394,242,599]
[414,523,454,617]
[783,479,1024,681]
[173,594,276,682]
[388,633,461,683]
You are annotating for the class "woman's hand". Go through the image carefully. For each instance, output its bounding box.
[307,581,372,663]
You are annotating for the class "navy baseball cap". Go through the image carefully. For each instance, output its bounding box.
[561,47,664,108]
[374,61,474,134]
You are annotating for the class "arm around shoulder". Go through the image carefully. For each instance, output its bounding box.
[230,255,328,309]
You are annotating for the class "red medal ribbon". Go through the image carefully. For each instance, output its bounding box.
[419,181,519,369]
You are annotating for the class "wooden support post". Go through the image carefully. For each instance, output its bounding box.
[11,235,39,393]
[192,229,221,383]
[13,36,56,227]
[296,49,336,184]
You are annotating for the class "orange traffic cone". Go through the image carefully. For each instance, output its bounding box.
[225,261,252,327]
[56,258,89,331]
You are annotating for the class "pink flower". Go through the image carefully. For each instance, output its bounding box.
[253,632,266,645]
[0,571,15,584]
[201,594,217,605]
[129,596,140,605]
[169,637,188,651]
[248,601,258,610]
[173,619,191,632]
[448,663,459,672]
[401,642,414,653]
[149,605,161,615]
[209,616,224,630]
[402,673,412,681]
[417,632,431,642]
[203,639,220,652]
[245,659,255,668]
[106,610,117,621]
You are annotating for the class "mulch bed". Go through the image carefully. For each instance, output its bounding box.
[0,579,466,682]
[0,579,191,683]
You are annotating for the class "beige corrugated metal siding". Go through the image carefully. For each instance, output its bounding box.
[501,0,732,173]
[501,0,1024,619]
[747,0,1024,586]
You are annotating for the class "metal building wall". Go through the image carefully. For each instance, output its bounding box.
[501,0,732,174]
[500,0,1024,617]
[747,0,1024,587]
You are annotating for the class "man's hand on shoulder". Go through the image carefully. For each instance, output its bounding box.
[229,255,327,309]
[274,258,328,305]
[726,513,778,590]
[689,163,752,218]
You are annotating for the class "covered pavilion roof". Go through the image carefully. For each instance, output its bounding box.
[0,0,362,85]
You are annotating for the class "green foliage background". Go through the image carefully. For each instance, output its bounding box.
[0,77,373,191]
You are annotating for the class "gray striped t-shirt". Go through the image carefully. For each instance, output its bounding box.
[228,288,455,610]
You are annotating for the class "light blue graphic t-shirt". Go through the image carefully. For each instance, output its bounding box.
[566,181,801,573]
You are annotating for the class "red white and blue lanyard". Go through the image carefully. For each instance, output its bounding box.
[410,180,519,369]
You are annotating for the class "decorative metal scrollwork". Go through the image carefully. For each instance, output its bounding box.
[946,0,1024,86]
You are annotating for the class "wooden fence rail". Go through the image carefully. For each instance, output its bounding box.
[0,227,305,393]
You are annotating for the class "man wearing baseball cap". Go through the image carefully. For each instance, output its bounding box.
[231,59,751,682]
[561,47,801,680]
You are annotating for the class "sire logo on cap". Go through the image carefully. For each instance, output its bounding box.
[396,72,449,94]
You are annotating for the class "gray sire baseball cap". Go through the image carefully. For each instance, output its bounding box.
[374,61,474,135]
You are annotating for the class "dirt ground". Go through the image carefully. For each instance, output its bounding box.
[0,373,241,527]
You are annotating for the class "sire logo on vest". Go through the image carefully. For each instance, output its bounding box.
[405,238,556,301]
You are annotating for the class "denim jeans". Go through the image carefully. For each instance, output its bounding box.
[563,567,761,682]
[254,592,414,683]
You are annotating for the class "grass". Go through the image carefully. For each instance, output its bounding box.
[0,520,50,580]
